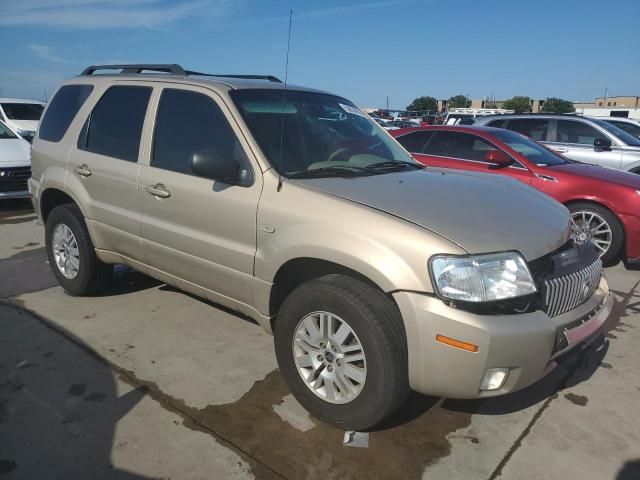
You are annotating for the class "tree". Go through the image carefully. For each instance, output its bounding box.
[502,96,532,113]
[406,96,437,112]
[448,94,470,108]
[541,97,575,114]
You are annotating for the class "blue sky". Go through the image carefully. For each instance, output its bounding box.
[1,0,638,109]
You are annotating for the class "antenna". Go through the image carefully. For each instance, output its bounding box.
[277,9,293,192]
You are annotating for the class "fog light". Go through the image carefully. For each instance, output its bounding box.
[480,368,509,391]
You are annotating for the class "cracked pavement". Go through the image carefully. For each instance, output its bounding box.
[1,199,639,480]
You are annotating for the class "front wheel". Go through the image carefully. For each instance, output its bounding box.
[274,274,409,431]
[568,202,624,267]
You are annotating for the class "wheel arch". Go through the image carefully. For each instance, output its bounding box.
[40,188,79,223]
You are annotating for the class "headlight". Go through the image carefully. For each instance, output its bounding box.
[430,252,537,302]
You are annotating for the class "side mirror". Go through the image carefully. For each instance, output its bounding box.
[189,150,241,184]
[486,150,513,169]
[594,138,612,152]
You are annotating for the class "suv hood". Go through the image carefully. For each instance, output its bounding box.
[549,162,640,189]
[294,168,570,261]
[0,138,31,166]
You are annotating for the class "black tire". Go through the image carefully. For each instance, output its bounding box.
[274,274,409,431]
[568,202,624,267]
[45,204,112,295]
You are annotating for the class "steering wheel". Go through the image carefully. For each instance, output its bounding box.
[327,147,355,162]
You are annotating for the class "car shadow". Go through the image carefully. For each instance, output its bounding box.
[0,302,151,479]
[616,460,640,480]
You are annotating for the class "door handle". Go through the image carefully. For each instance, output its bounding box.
[73,164,92,177]
[145,184,171,199]
[551,148,568,154]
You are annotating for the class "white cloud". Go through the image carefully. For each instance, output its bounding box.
[0,0,233,29]
[29,44,69,64]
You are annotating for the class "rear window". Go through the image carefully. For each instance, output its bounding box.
[1,103,44,121]
[78,86,151,162]
[39,85,94,142]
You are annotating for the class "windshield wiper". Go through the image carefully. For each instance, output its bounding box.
[365,160,425,171]
[287,165,370,179]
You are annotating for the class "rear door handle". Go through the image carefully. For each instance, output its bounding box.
[73,164,92,177]
[145,184,171,199]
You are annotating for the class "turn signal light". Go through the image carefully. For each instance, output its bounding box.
[435,334,479,353]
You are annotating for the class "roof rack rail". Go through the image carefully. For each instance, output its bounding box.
[80,64,283,83]
[185,71,282,83]
[81,64,187,76]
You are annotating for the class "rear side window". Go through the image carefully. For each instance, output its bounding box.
[39,85,93,142]
[424,131,501,162]
[152,89,249,176]
[555,120,600,145]
[505,118,549,141]
[486,119,506,129]
[396,131,434,153]
[78,86,151,162]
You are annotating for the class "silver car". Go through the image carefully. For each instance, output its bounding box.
[475,114,640,172]
[29,64,613,430]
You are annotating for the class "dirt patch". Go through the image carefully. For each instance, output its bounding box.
[564,393,588,406]
[67,383,86,397]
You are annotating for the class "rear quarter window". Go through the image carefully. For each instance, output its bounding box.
[39,85,94,142]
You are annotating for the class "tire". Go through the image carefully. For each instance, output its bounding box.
[45,204,113,295]
[568,202,624,267]
[274,274,409,431]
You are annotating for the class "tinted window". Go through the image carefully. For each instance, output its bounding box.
[486,119,506,128]
[396,131,434,153]
[425,131,501,162]
[153,89,249,177]
[608,121,640,138]
[493,130,567,166]
[79,86,151,162]
[1,103,44,120]
[39,85,93,142]
[505,118,549,141]
[590,118,640,147]
[555,120,601,145]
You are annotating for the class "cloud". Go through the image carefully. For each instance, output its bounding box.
[29,44,69,64]
[0,0,233,29]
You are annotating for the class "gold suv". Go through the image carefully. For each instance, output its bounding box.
[29,64,613,430]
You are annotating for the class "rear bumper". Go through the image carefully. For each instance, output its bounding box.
[393,276,612,399]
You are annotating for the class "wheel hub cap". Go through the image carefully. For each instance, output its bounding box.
[570,211,612,257]
[292,311,367,404]
[52,223,80,279]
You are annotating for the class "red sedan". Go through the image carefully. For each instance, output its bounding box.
[391,125,640,266]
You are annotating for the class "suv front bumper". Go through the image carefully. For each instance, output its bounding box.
[393,276,612,399]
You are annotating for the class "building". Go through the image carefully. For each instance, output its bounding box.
[437,98,545,113]
[573,96,640,120]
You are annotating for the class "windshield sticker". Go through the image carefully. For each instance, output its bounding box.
[339,103,368,119]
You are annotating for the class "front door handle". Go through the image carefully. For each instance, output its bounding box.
[551,148,568,154]
[73,164,92,177]
[145,184,171,199]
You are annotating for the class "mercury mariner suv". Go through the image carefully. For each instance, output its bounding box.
[29,64,613,430]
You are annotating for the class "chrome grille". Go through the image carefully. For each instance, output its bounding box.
[543,258,602,317]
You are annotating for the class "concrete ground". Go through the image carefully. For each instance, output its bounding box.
[1,198,639,480]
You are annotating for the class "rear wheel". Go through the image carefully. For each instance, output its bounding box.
[274,274,409,431]
[45,204,113,295]
[568,202,623,266]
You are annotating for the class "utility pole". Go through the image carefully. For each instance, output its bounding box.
[386,96,389,110]
[602,87,608,109]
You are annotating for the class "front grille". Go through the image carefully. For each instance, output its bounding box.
[542,257,602,317]
[0,167,31,193]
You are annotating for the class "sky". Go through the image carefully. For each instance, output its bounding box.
[1,0,638,109]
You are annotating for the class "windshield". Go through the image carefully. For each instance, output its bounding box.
[0,121,18,139]
[230,89,416,177]
[492,129,567,166]
[1,103,44,121]
[590,118,640,147]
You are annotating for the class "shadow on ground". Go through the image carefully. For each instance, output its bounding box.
[0,303,149,479]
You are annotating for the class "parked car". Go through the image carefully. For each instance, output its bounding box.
[0,120,32,199]
[30,64,612,430]
[593,117,640,139]
[0,98,46,142]
[392,125,640,265]
[474,114,640,173]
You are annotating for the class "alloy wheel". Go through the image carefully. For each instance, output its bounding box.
[52,223,80,279]
[570,210,612,257]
